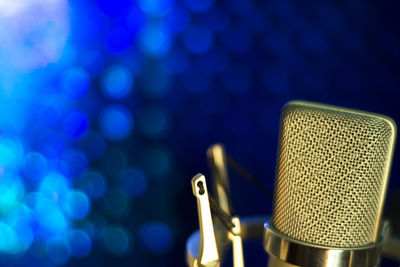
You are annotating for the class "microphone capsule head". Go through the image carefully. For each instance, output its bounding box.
[271,101,397,248]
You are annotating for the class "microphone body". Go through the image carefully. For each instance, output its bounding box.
[264,101,397,267]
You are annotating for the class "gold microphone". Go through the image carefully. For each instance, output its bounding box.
[264,101,397,267]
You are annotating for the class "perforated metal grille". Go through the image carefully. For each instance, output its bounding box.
[271,101,396,248]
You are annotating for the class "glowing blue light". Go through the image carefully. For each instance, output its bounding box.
[222,65,252,95]
[81,51,105,78]
[60,68,90,99]
[63,191,90,220]
[0,138,24,170]
[105,26,134,54]
[183,0,214,13]
[68,229,91,258]
[39,173,70,202]
[39,132,65,158]
[0,223,19,254]
[141,147,172,178]
[77,171,107,200]
[138,221,174,253]
[138,0,174,17]
[143,64,171,98]
[102,187,128,216]
[139,24,171,57]
[182,26,213,55]
[46,237,71,265]
[97,0,132,17]
[62,149,88,179]
[101,65,133,100]
[119,168,147,198]
[99,105,134,141]
[22,152,48,181]
[6,205,34,253]
[162,48,188,74]
[0,178,25,215]
[62,110,89,140]
[137,106,169,137]
[35,198,68,234]
[102,226,130,255]
[126,7,147,34]
[163,6,189,33]
[79,131,106,161]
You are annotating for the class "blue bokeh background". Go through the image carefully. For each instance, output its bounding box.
[0,0,399,266]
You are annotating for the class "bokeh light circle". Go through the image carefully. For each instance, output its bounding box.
[101,65,133,100]
[68,229,92,258]
[102,187,128,217]
[139,24,171,57]
[137,106,170,137]
[22,151,48,181]
[138,0,175,17]
[79,131,107,161]
[183,0,214,13]
[60,67,90,99]
[99,105,134,141]
[62,110,89,140]
[141,146,172,178]
[46,236,71,265]
[77,171,107,200]
[63,191,90,220]
[102,226,131,255]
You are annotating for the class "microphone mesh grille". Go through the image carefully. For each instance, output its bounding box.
[272,101,396,248]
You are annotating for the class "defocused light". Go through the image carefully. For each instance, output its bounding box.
[0,223,19,254]
[81,51,105,78]
[119,168,147,198]
[39,132,65,158]
[163,5,189,33]
[77,171,107,200]
[99,105,134,141]
[63,191,90,220]
[22,152,48,181]
[62,149,88,179]
[182,26,213,55]
[141,147,172,178]
[102,226,131,255]
[62,110,89,140]
[138,221,174,253]
[97,0,132,17]
[138,0,174,17]
[137,106,169,137]
[79,131,107,161]
[101,65,133,100]
[139,24,171,57]
[105,26,134,54]
[6,204,34,253]
[39,172,70,202]
[183,0,214,13]
[68,229,92,258]
[125,7,147,34]
[35,198,68,234]
[60,67,90,99]
[143,64,171,98]
[0,138,24,171]
[102,187,128,217]
[46,236,71,264]
[0,0,69,71]
[0,178,24,215]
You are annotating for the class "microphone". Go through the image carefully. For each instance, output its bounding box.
[264,101,397,267]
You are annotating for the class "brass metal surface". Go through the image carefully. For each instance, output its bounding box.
[263,222,389,267]
[191,174,220,267]
[272,101,397,247]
